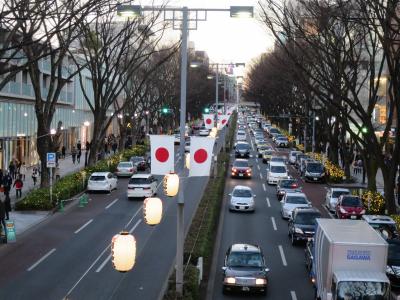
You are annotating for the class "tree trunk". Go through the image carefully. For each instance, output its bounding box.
[118,123,127,151]
[329,124,339,164]
[88,110,107,166]
[36,123,51,188]
[365,155,378,191]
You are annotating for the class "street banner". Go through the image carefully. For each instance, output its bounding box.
[150,135,175,175]
[203,114,214,130]
[189,137,215,177]
[218,115,230,129]
[5,220,16,243]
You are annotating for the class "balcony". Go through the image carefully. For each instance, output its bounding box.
[22,83,33,97]
[67,91,73,102]
[9,82,21,94]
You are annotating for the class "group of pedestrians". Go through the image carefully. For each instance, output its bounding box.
[352,157,363,175]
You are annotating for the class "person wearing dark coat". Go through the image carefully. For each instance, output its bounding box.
[2,173,12,196]
[0,198,7,241]
[4,194,10,220]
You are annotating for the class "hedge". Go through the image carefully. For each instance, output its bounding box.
[15,145,147,211]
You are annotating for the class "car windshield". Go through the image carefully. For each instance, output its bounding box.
[286,196,308,204]
[271,157,285,163]
[270,166,286,173]
[118,162,132,168]
[236,144,249,150]
[337,281,389,300]
[291,152,300,157]
[341,197,363,207]
[233,189,252,197]
[129,178,151,185]
[270,128,279,133]
[264,151,274,155]
[295,213,321,225]
[280,180,298,188]
[306,163,324,172]
[297,155,307,161]
[90,175,106,181]
[277,137,288,141]
[130,157,144,163]
[227,252,264,268]
[234,161,249,168]
[332,191,350,198]
[237,132,245,136]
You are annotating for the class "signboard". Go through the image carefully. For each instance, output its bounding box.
[5,220,16,243]
[46,152,56,168]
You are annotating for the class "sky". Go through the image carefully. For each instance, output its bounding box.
[140,0,275,67]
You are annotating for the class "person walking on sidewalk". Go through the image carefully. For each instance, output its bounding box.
[71,147,77,164]
[61,146,66,159]
[8,161,15,180]
[0,198,7,242]
[2,172,12,196]
[32,168,39,186]
[55,166,61,181]
[13,175,23,199]
[77,149,81,164]
[20,162,26,180]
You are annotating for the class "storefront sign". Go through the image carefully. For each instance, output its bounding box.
[5,220,16,243]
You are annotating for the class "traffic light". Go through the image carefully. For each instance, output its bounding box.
[204,107,210,113]
[361,127,368,134]
[162,107,169,114]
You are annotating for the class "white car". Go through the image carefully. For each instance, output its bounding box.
[275,137,289,147]
[115,161,137,177]
[281,192,312,219]
[228,185,255,212]
[289,151,302,164]
[127,174,158,198]
[236,131,246,141]
[87,172,118,192]
[325,188,350,212]
[267,162,288,185]
[199,128,209,136]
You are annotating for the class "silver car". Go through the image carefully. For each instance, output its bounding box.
[229,185,255,212]
[115,161,137,177]
[281,192,311,219]
[325,188,350,212]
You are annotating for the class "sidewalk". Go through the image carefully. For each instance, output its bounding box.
[350,166,384,189]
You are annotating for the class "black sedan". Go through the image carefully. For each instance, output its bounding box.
[288,207,321,245]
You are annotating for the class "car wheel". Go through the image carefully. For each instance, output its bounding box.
[222,286,229,295]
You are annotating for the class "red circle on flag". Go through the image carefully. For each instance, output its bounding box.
[222,119,227,125]
[194,149,208,163]
[205,118,212,125]
[155,147,169,162]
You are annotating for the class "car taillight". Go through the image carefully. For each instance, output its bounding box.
[291,184,298,188]
[246,169,251,173]
[129,168,133,172]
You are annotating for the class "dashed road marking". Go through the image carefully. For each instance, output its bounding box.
[74,219,93,234]
[271,217,277,230]
[257,165,260,170]
[278,245,287,266]
[262,183,266,191]
[291,291,298,300]
[260,173,263,179]
[27,248,56,271]
[105,198,119,210]
[266,197,270,207]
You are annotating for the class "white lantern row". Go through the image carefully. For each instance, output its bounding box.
[111,231,136,272]
[143,197,163,226]
[163,172,179,197]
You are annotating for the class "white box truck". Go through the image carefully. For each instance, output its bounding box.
[314,219,390,300]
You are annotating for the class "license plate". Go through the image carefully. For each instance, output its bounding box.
[350,215,357,219]
[240,206,245,209]
[239,174,243,177]
[242,287,250,292]
[135,188,143,191]
[313,178,318,181]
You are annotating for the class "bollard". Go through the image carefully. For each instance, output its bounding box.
[59,200,65,212]
[78,195,87,208]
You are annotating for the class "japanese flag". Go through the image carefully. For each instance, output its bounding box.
[189,137,215,177]
[218,115,230,129]
[150,135,175,175]
[203,114,214,130]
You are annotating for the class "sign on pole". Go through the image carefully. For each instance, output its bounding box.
[46,152,56,168]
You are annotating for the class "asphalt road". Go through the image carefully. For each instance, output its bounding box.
[0,129,227,300]
[207,126,329,300]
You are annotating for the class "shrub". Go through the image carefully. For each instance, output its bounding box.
[390,215,400,231]
[361,190,385,214]
[307,152,345,183]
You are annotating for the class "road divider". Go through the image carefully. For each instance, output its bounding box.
[74,219,93,234]
[27,248,56,272]
[278,245,287,266]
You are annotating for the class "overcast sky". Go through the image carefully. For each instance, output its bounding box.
[140,0,274,66]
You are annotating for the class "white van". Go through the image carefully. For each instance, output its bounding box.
[236,130,246,141]
[267,162,288,185]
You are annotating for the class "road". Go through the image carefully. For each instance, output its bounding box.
[0,129,227,300]
[207,126,330,300]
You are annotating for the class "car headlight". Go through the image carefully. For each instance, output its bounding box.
[295,227,304,234]
[255,278,267,285]
[224,277,236,284]
[339,207,347,213]
[387,266,395,275]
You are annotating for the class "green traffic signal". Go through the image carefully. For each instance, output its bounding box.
[162,107,169,114]
[361,127,368,134]
[204,108,210,113]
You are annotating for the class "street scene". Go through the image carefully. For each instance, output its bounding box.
[1,0,400,300]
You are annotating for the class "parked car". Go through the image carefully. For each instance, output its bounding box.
[235,142,251,158]
[325,188,350,212]
[303,161,326,182]
[288,207,321,245]
[280,192,311,219]
[275,137,289,147]
[269,156,286,164]
[272,134,285,143]
[335,195,365,219]
[257,145,271,158]
[268,127,280,137]
[229,185,255,212]
[222,244,269,295]
[87,172,118,193]
[362,215,398,239]
[276,178,301,200]
[267,162,288,185]
[199,127,209,136]
[127,174,158,199]
[231,159,252,179]
[130,156,147,171]
[115,161,137,177]
[295,153,309,169]
[289,151,302,164]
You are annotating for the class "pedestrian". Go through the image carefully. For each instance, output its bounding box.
[77,140,82,152]
[55,166,61,181]
[0,198,7,242]
[32,168,39,186]
[77,149,81,164]
[357,159,363,175]
[71,146,77,164]
[20,162,27,181]
[8,160,15,180]
[112,142,117,154]
[2,172,12,196]
[61,145,66,159]
[4,193,10,220]
[13,175,23,199]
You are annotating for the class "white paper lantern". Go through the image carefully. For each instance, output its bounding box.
[163,173,179,197]
[111,232,136,272]
[143,197,163,226]
[185,153,190,169]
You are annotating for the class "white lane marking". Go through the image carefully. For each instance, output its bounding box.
[124,206,143,229]
[271,217,277,231]
[257,165,260,170]
[256,158,259,163]
[322,205,335,219]
[27,248,56,271]
[95,219,142,273]
[278,245,287,266]
[262,183,266,191]
[259,173,263,179]
[105,198,119,210]
[266,197,271,207]
[291,291,298,300]
[74,219,93,234]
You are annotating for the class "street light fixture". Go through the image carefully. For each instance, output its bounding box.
[230,6,254,18]
[111,232,136,272]
[50,129,56,135]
